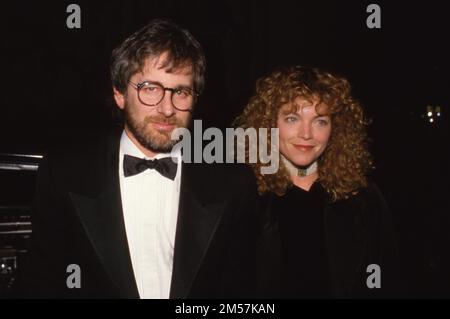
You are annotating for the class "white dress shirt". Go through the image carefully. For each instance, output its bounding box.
[118,130,181,299]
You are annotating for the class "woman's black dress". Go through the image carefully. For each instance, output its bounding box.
[256,181,399,298]
[273,182,331,298]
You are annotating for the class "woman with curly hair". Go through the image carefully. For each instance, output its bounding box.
[234,66,398,298]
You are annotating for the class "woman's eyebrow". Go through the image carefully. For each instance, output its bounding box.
[281,108,299,115]
[314,114,330,119]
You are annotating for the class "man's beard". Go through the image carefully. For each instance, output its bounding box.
[123,104,190,154]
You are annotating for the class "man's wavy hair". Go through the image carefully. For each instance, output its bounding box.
[233,66,373,202]
[110,19,206,123]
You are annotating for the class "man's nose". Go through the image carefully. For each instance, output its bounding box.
[156,90,176,117]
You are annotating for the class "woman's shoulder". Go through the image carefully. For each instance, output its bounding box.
[326,181,390,221]
[329,180,384,203]
[353,181,388,210]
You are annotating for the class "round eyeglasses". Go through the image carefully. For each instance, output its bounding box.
[128,81,198,112]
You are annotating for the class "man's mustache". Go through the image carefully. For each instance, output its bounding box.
[144,115,180,126]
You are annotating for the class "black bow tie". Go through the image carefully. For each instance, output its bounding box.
[123,154,178,180]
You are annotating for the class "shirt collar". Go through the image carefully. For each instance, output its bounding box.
[120,130,181,160]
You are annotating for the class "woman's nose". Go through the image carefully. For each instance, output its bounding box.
[297,123,312,140]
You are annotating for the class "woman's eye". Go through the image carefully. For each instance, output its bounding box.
[316,119,329,126]
[285,116,297,123]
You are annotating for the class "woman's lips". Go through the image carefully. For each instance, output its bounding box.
[293,144,314,151]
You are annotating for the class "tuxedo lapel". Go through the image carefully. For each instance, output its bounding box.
[67,132,226,299]
[68,131,139,298]
[169,163,226,299]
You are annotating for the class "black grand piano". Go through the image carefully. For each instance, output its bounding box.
[0,153,41,297]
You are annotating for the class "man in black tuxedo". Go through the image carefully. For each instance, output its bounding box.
[18,19,259,298]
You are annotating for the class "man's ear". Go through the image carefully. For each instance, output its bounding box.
[113,86,126,110]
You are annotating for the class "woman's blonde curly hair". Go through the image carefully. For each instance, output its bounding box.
[233,66,373,202]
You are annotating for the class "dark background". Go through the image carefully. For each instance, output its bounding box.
[1,0,449,297]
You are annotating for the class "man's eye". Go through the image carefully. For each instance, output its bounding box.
[144,86,160,92]
[175,89,191,97]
